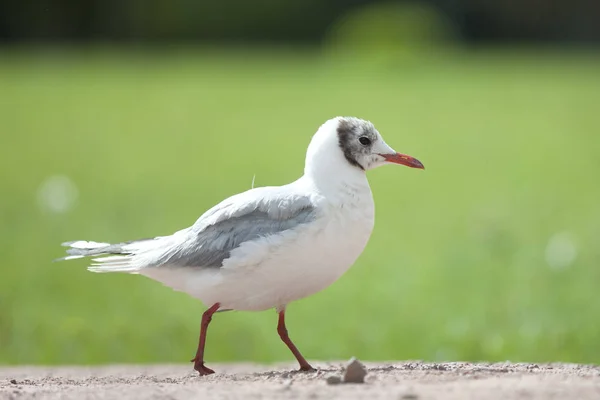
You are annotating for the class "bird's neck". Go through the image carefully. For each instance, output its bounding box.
[302,152,371,202]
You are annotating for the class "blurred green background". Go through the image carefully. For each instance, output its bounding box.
[1,0,600,366]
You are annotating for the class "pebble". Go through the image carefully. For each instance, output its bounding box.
[325,374,343,385]
[343,357,368,383]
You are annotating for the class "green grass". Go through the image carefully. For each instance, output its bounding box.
[1,47,600,366]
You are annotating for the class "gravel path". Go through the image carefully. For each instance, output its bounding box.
[1,361,600,399]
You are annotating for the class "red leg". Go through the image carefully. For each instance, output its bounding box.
[277,310,315,372]
[191,303,220,376]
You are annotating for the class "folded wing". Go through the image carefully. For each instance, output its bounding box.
[60,186,317,273]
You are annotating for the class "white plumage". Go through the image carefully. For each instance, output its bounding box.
[58,116,424,374]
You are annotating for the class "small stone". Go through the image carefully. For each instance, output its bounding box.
[9,379,17,384]
[343,357,368,383]
[325,374,343,385]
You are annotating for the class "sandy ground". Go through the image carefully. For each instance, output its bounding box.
[1,361,599,400]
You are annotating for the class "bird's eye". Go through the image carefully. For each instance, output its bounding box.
[358,136,371,146]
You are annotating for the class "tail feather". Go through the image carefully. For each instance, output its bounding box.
[57,239,151,273]
[62,240,111,249]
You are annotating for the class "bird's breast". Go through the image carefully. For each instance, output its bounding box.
[319,185,375,264]
[254,185,375,307]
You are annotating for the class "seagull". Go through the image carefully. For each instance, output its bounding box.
[58,116,424,375]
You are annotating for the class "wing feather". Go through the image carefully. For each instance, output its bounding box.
[148,186,317,269]
[60,185,318,272]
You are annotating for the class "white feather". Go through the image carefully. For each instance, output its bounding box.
[68,240,110,249]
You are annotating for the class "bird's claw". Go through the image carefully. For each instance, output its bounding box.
[195,363,215,376]
[191,357,216,376]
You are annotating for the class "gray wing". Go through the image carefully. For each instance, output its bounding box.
[151,186,317,268]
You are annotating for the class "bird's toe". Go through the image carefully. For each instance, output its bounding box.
[192,360,216,376]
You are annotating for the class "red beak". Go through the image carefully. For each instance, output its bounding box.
[380,153,425,169]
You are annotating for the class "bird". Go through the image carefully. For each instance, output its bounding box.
[57,116,424,375]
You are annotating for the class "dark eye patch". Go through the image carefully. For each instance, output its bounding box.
[336,117,377,170]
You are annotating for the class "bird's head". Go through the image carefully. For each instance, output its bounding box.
[305,116,424,175]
